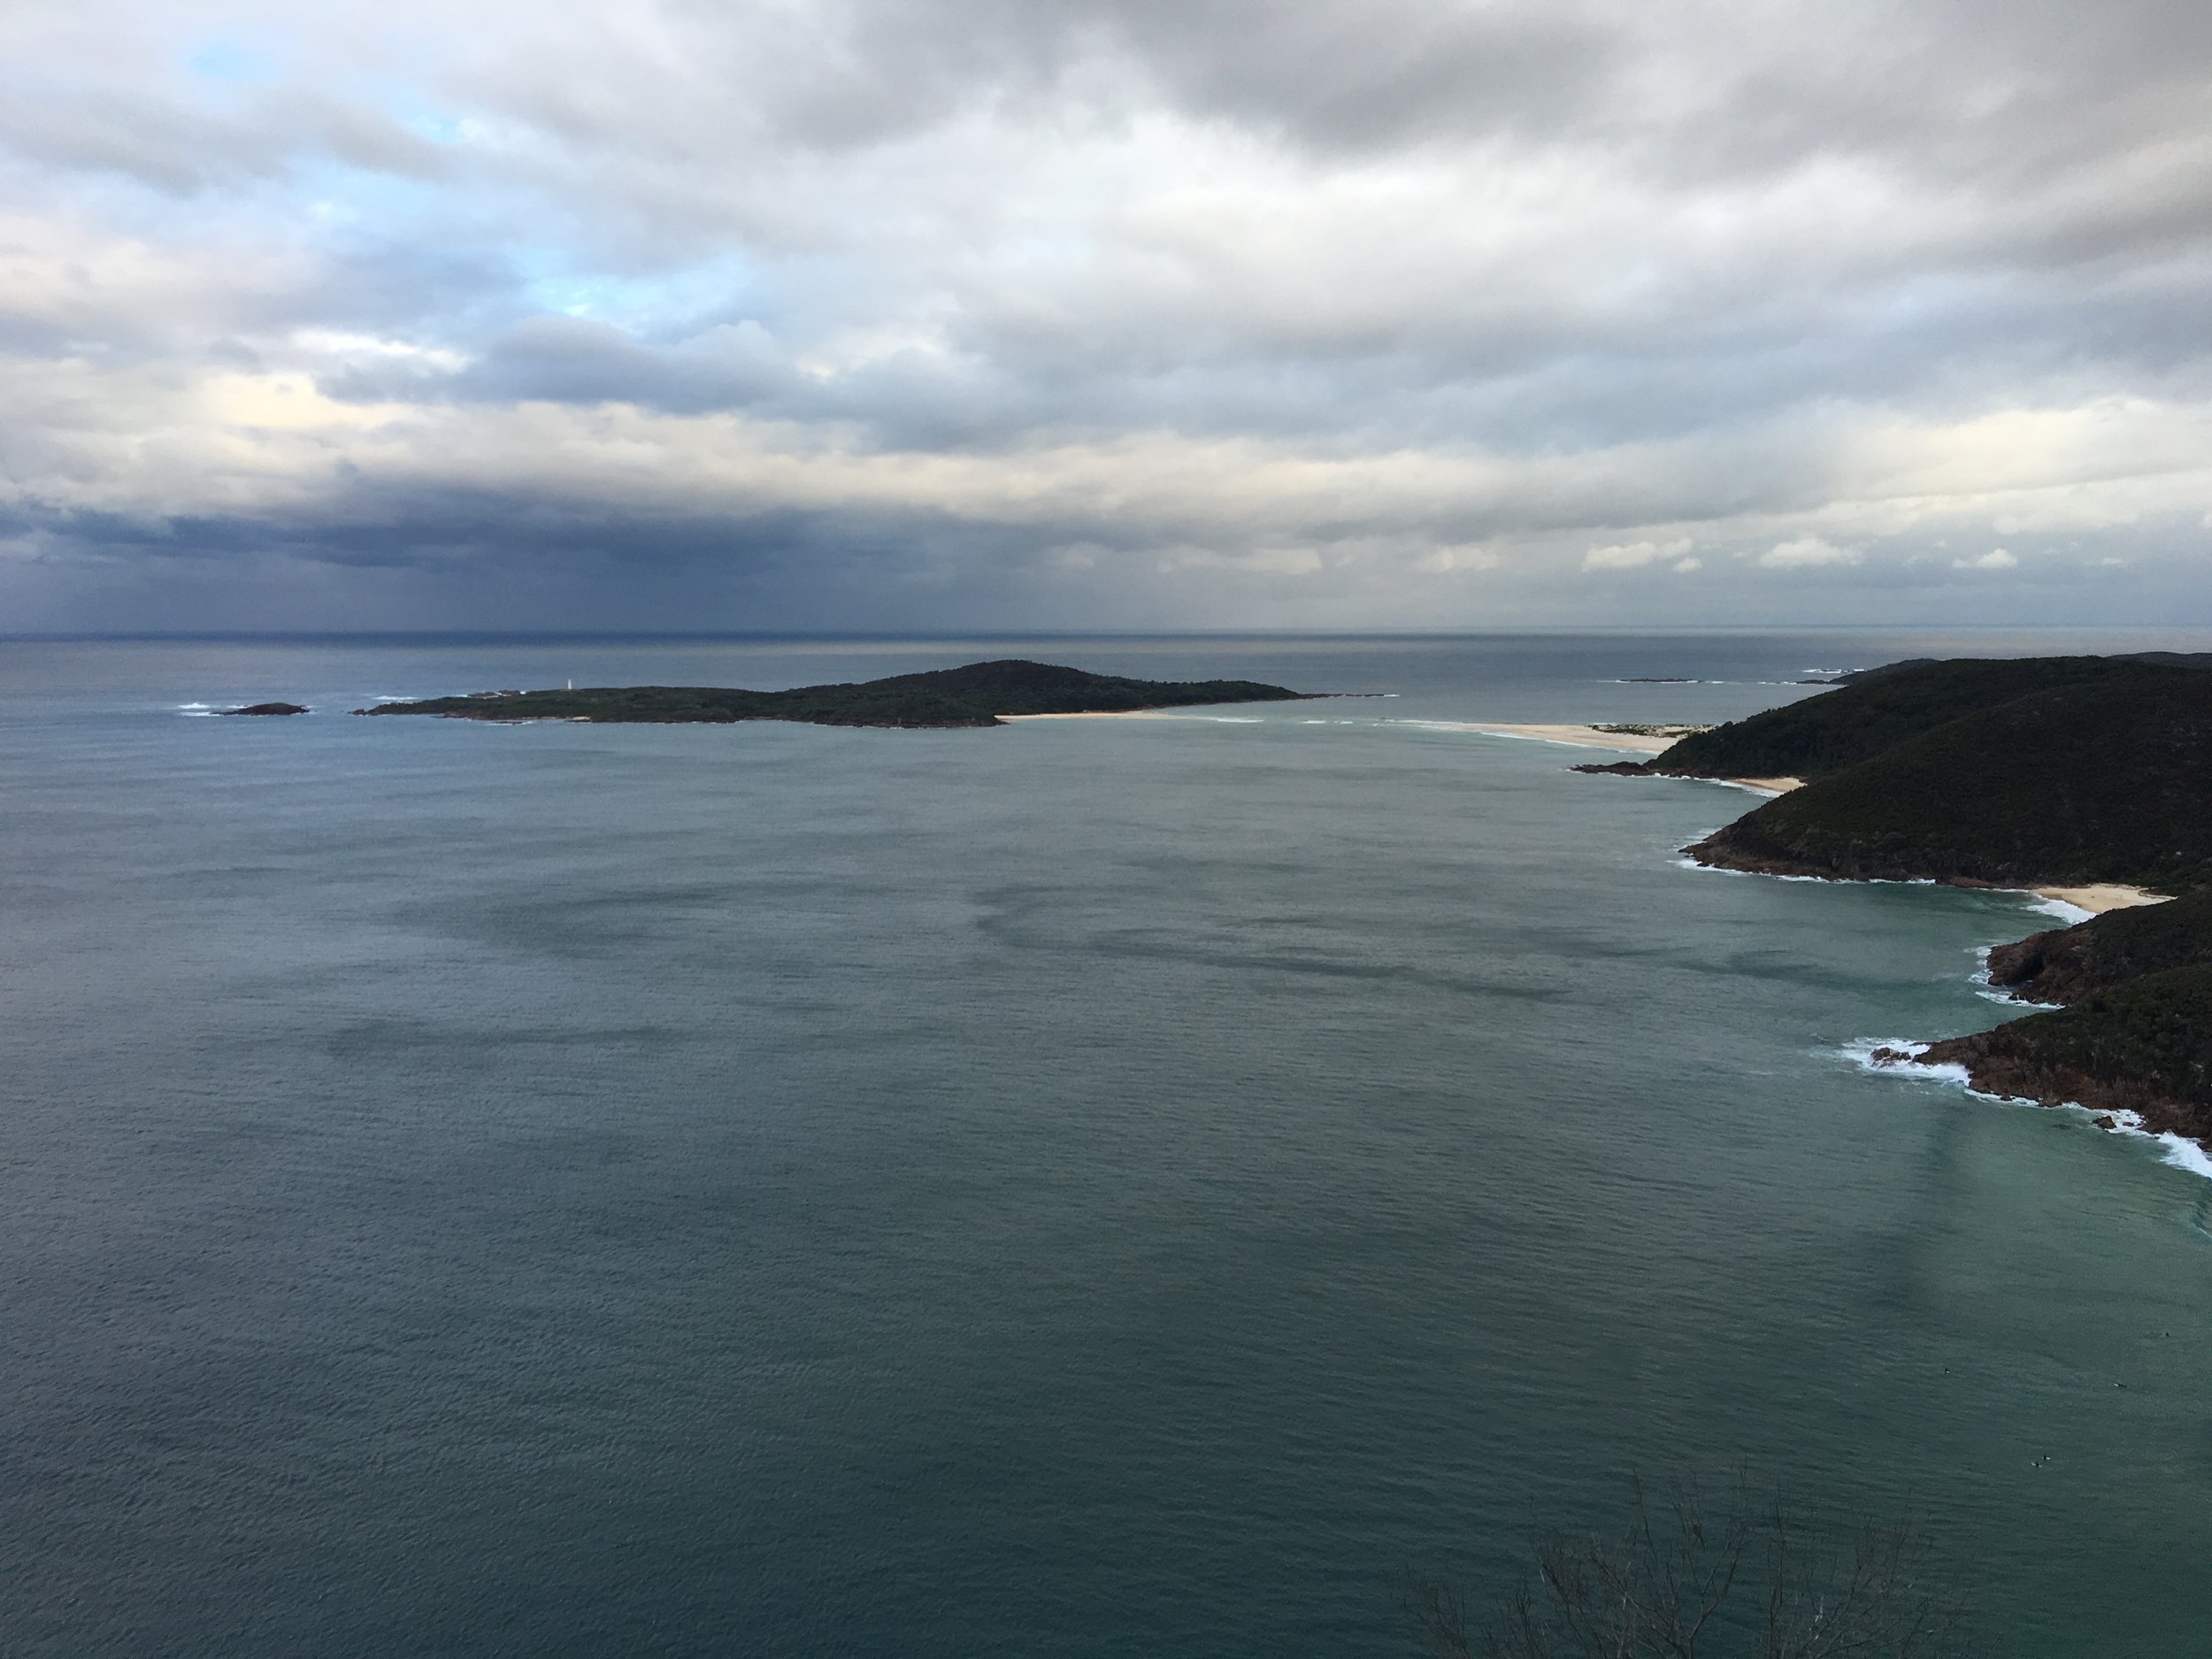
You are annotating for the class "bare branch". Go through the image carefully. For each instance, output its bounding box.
[1410,1477,1974,1659]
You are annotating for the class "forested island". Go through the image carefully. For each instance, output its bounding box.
[355,659,1309,727]
[1582,654,2212,1148]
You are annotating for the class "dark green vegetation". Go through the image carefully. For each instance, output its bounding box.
[1679,665,2212,890]
[1600,653,2212,1148]
[1651,654,2202,783]
[355,659,1307,728]
[1987,889,2212,1005]
[1906,891,2212,1145]
[1917,965,2212,1148]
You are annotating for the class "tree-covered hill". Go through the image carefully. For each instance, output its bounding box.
[357,659,1308,727]
[1987,889,2212,1005]
[1916,964,2212,1145]
[1683,669,2212,889]
[1640,653,2212,1144]
[1649,655,2195,781]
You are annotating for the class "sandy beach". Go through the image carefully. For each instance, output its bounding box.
[2027,884,2170,915]
[1708,775,1803,795]
[1469,722,1678,752]
[1469,724,1803,795]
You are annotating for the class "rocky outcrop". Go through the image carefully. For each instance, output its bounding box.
[1675,825,1995,883]
[219,703,309,716]
[1984,890,2211,1005]
[1984,928,2069,997]
[1899,964,2212,1150]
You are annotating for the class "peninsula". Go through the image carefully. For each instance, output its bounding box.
[1574,653,2212,1149]
[354,658,1310,728]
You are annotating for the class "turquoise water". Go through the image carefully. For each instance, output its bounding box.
[4,633,2212,1655]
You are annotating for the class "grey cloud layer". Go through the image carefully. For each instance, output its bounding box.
[2,0,2209,629]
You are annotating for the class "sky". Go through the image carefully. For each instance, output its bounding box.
[4,0,2211,634]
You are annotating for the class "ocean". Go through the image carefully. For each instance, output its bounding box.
[4,630,2211,1656]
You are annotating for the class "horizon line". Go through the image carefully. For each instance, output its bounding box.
[12,623,2212,646]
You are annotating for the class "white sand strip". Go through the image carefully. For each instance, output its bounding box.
[996,710,1175,720]
[2026,884,2171,916]
[1466,725,1802,794]
[1465,723,1676,752]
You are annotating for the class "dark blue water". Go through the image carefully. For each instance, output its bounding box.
[6,632,2212,1655]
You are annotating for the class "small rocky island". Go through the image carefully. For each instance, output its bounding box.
[220,703,309,716]
[354,658,1310,728]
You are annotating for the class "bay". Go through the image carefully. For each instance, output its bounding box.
[4,631,2212,1655]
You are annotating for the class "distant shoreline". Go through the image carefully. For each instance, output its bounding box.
[996,710,1177,721]
[1469,721,1676,753]
[1472,723,1804,794]
[351,660,1311,729]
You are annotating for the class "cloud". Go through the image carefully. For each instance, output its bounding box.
[1953,548,2019,570]
[2,0,2212,628]
[1583,536,1692,571]
[1759,536,1861,569]
[1415,543,1501,573]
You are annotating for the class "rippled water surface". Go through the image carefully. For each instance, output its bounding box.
[6,631,2212,1655]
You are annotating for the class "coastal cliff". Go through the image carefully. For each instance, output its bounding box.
[1912,965,2212,1148]
[1857,895,2212,1144]
[1985,890,2212,1005]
